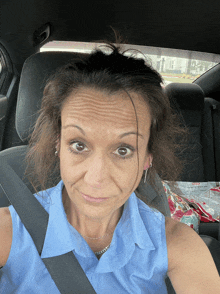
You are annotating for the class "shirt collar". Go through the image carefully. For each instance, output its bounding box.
[40,180,93,258]
[95,191,156,273]
[40,180,156,271]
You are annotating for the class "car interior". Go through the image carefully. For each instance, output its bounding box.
[0,0,220,293]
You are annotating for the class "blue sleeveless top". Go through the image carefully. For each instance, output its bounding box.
[0,180,168,293]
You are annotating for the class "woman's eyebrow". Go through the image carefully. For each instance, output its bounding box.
[62,124,86,135]
[119,131,144,139]
[62,124,144,139]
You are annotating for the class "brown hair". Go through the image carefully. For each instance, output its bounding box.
[25,43,188,198]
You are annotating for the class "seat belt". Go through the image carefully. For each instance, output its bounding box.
[0,157,97,294]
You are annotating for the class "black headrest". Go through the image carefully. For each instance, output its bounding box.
[16,53,205,143]
[16,51,87,143]
[165,83,205,111]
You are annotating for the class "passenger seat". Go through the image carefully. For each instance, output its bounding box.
[165,83,215,182]
[164,83,220,291]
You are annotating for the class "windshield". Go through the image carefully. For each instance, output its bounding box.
[41,41,220,85]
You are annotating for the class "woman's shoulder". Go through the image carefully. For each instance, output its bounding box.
[165,216,197,247]
[165,217,190,257]
[165,217,194,273]
[165,216,220,292]
[165,216,179,236]
[0,207,12,268]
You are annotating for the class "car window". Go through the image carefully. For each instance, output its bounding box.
[40,41,220,85]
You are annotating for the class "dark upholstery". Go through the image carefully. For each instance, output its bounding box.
[202,98,216,181]
[16,51,87,143]
[204,98,220,181]
[165,83,214,182]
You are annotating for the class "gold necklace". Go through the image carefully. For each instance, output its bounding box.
[94,244,111,256]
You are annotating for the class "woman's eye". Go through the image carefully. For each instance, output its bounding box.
[114,146,133,158]
[69,141,88,153]
[69,141,134,159]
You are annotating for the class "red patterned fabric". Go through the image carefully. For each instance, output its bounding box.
[162,181,200,232]
[162,181,220,233]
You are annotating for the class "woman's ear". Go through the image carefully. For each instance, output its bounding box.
[144,154,153,170]
[55,135,60,157]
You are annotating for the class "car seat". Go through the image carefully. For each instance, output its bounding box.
[164,83,220,286]
[165,84,220,238]
[165,82,216,182]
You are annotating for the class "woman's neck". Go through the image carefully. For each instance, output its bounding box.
[62,186,124,241]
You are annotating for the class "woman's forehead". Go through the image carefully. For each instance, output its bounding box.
[61,88,151,129]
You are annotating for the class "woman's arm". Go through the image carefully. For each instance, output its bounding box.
[166,217,220,294]
[0,207,12,268]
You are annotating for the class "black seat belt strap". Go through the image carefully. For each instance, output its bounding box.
[0,159,48,254]
[0,157,97,294]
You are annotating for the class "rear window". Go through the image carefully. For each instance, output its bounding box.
[41,41,220,85]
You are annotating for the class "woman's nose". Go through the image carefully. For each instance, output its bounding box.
[84,153,108,188]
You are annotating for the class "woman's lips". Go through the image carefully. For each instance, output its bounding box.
[81,193,109,203]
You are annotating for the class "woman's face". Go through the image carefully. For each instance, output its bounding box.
[59,87,152,220]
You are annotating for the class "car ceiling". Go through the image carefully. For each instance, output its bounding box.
[1,0,220,73]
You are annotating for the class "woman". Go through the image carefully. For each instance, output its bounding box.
[0,44,219,293]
